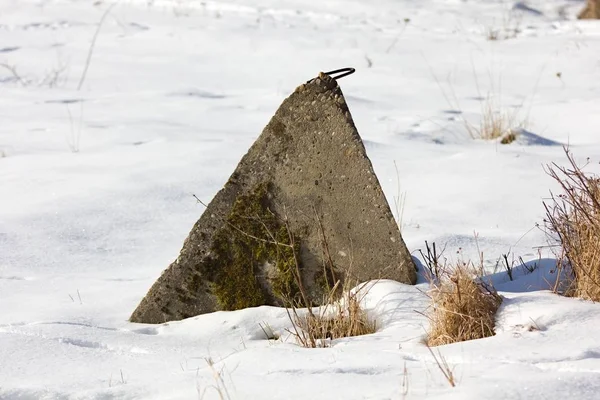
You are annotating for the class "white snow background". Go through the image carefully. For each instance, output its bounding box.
[1,0,600,398]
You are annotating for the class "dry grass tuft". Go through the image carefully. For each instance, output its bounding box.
[427,262,502,346]
[544,148,600,301]
[430,64,529,143]
[280,206,377,348]
[579,0,600,19]
[465,95,524,142]
[197,357,233,400]
[426,345,456,387]
[484,10,522,41]
[287,281,377,348]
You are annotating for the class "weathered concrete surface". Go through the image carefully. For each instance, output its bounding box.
[579,0,600,19]
[130,72,417,324]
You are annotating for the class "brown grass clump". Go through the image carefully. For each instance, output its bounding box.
[465,96,524,142]
[427,262,502,346]
[579,0,600,19]
[280,207,377,348]
[544,148,600,301]
[286,282,377,348]
[431,67,528,143]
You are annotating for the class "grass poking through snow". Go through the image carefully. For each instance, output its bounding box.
[286,281,377,348]
[545,148,600,301]
[426,262,502,346]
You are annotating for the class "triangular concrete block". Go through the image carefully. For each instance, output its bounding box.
[131,72,416,324]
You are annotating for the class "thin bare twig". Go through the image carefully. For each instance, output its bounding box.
[426,345,455,387]
[77,3,116,90]
[0,63,27,85]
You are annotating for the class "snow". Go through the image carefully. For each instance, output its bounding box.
[2,0,600,398]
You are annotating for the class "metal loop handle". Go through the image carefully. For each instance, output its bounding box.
[324,67,356,80]
[306,67,356,84]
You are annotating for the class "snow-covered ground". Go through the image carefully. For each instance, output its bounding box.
[2,0,600,398]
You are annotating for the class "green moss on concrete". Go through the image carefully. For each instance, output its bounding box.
[209,182,300,310]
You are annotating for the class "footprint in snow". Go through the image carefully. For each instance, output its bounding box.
[169,89,226,100]
[56,337,151,354]
[0,275,28,280]
[0,46,19,53]
[512,2,544,17]
[57,337,109,350]
[131,326,160,335]
[45,98,84,105]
